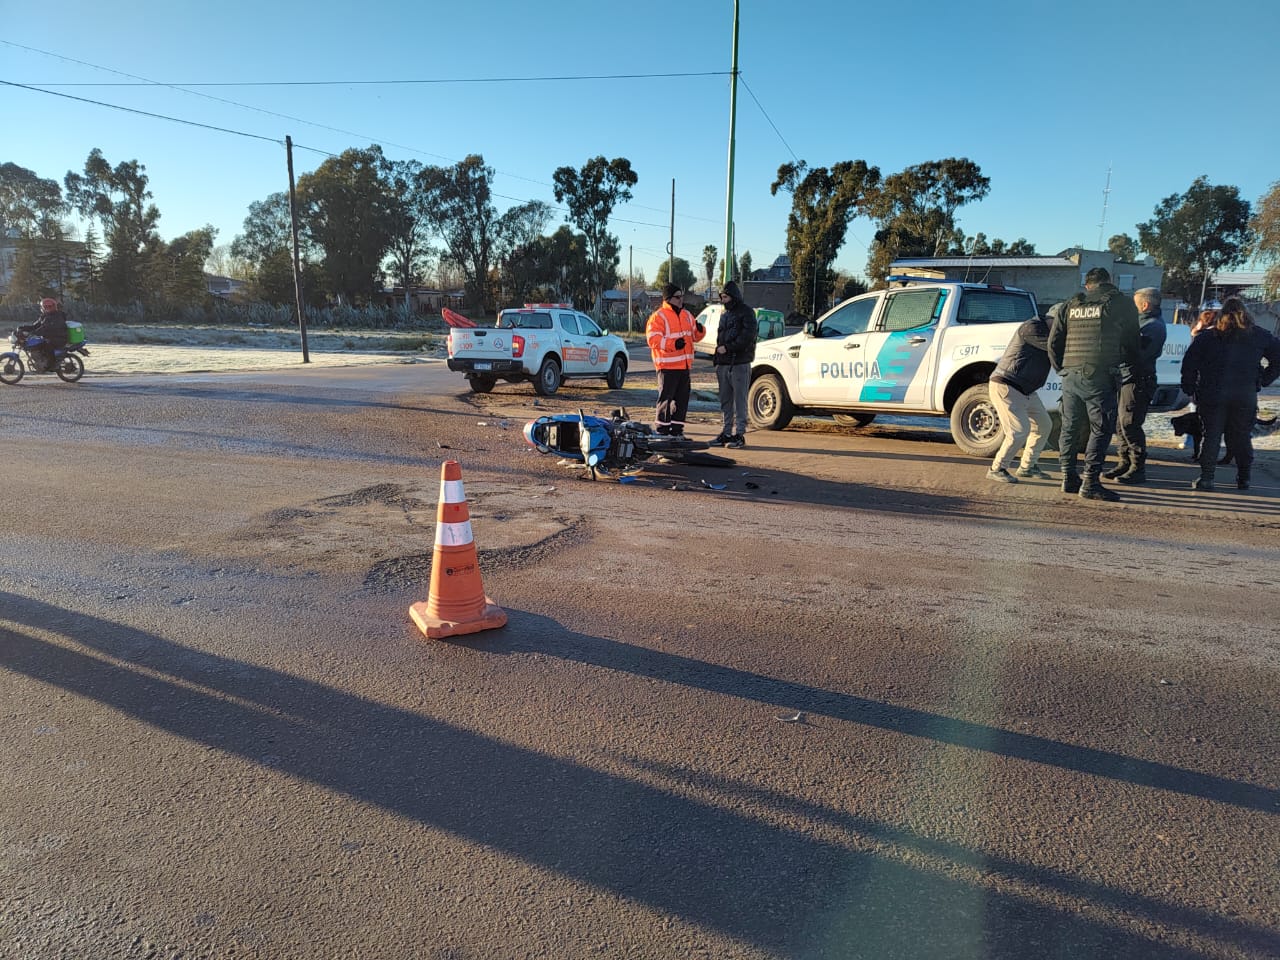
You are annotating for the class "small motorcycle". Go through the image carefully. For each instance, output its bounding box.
[524,407,729,480]
[1,329,90,384]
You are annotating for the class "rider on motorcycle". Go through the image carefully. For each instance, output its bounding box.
[18,298,69,372]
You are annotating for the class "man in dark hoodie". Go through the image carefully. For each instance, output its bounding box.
[709,280,758,448]
[1047,267,1141,501]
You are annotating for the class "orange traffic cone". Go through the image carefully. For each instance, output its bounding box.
[409,461,508,640]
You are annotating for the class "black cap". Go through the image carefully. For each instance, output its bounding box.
[662,282,681,300]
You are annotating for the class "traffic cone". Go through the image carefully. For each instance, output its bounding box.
[409,460,507,640]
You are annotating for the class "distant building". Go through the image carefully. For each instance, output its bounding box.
[206,273,249,300]
[743,254,795,314]
[0,229,91,300]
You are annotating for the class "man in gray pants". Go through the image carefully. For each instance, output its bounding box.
[710,280,758,448]
[1047,267,1141,501]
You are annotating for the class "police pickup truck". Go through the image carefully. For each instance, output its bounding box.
[446,303,630,396]
[747,278,1190,457]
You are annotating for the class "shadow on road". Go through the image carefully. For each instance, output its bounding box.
[3,593,1273,958]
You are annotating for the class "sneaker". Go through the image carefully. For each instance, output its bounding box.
[986,467,1018,483]
[709,432,731,446]
[1015,465,1050,480]
[726,434,746,449]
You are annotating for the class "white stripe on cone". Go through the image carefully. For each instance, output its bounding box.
[441,479,467,503]
[435,519,474,547]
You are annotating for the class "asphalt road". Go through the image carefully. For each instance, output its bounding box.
[1,360,1277,960]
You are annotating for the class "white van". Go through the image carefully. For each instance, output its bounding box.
[692,305,787,358]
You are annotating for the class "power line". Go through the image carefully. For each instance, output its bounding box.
[740,74,798,163]
[1,81,284,145]
[4,39,726,228]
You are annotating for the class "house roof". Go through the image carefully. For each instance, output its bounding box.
[1210,271,1266,286]
[891,257,1078,269]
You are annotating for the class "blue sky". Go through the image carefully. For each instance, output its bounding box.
[3,0,1277,285]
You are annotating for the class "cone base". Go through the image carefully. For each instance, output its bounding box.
[409,598,507,640]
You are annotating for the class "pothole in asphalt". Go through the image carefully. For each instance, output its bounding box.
[229,481,586,579]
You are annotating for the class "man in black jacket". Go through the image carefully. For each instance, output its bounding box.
[1047,268,1140,501]
[709,280,757,448]
[19,298,69,373]
[1103,287,1167,484]
[986,305,1054,483]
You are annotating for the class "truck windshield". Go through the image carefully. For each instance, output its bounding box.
[956,291,1037,324]
[497,311,553,329]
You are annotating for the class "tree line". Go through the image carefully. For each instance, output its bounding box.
[0,148,639,317]
[771,157,1279,317]
[4,148,1278,321]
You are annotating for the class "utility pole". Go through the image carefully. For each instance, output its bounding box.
[723,0,740,285]
[667,179,675,288]
[285,135,310,363]
[1097,163,1112,251]
[627,245,633,333]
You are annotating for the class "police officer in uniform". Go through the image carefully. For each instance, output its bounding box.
[1047,267,1140,501]
[1103,286,1166,484]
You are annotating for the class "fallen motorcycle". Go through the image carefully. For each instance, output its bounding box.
[524,407,730,479]
[1,328,90,384]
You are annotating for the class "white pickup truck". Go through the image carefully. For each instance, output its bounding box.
[747,278,1190,457]
[446,303,630,396]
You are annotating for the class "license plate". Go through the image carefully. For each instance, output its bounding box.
[474,362,491,371]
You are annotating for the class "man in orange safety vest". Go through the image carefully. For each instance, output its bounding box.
[645,283,706,435]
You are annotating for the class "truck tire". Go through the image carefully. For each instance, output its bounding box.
[833,413,876,428]
[950,383,1003,458]
[468,375,496,393]
[748,373,794,430]
[534,356,561,396]
[606,354,627,389]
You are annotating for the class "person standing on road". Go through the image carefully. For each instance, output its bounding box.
[1103,287,1167,485]
[986,304,1055,483]
[1180,297,1280,491]
[710,280,757,449]
[645,284,705,436]
[1047,267,1141,502]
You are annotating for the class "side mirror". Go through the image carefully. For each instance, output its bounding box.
[803,320,818,337]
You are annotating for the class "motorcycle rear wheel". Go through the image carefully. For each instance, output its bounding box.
[0,355,24,385]
[55,354,84,383]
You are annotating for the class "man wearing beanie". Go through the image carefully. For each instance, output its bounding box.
[645,284,705,435]
[710,280,757,448]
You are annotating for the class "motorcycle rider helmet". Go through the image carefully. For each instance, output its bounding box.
[40,297,58,313]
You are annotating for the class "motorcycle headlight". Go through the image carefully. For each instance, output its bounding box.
[7,334,15,346]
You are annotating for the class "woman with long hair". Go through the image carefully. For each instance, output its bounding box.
[1179,297,1280,490]
[1190,308,1218,336]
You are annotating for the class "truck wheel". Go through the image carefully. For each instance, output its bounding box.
[748,374,794,430]
[950,383,1003,458]
[534,356,561,396]
[468,375,496,394]
[606,354,627,389]
[833,413,876,428]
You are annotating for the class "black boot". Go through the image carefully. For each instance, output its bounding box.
[1237,465,1251,491]
[1079,476,1120,501]
[1116,454,1146,485]
[1103,455,1131,480]
[1061,471,1082,495]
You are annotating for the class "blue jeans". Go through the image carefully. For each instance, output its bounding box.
[716,363,751,435]
[1059,373,1118,478]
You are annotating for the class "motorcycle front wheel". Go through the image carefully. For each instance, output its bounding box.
[55,354,84,383]
[0,354,24,385]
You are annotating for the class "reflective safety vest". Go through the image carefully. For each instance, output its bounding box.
[646,303,704,370]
